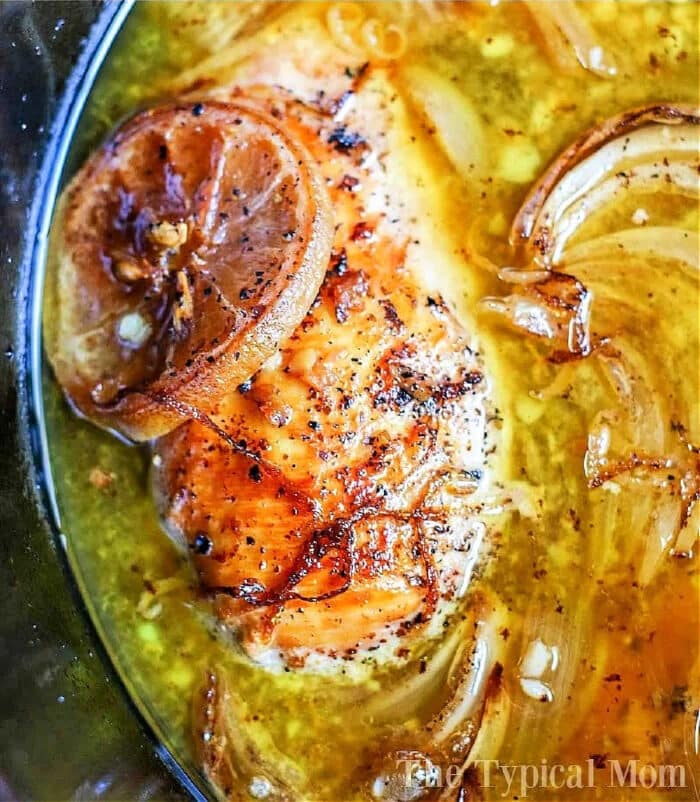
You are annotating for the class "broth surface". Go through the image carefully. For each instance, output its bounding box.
[44,2,699,799]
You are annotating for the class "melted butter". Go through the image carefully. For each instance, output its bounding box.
[44,2,699,799]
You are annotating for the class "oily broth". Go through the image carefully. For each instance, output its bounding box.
[43,2,699,800]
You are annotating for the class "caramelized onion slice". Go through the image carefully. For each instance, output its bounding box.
[486,102,700,584]
[368,594,510,801]
[194,670,302,801]
[487,105,699,362]
[511,103,700,262]
[45,101,333,440]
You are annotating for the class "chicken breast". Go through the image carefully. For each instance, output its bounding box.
[154,22,493,669]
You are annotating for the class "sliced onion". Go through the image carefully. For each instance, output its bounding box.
[582,340,699,587]
[483,103,699,592]
[565,227,699,276]
[461,676,511,767]
[483,269,593,360]
[506,609,608,766]
[674,499,699,557]
[639,496,683,585]
[512,105,700,257]
[488,105,699,361]
[194,670,304,799]
[523,0,616,78]
[485,106,699,365]
[159,2,275,54]
[368,594,510,801]
[428,618,501,743]
[366,622,465,723]
[401,65,487,179]
[548,161,698,262]
[530,125,697,235]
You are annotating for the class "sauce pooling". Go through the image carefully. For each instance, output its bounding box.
[43,2,699,800]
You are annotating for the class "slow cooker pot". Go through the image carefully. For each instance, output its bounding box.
[0,3,202,799]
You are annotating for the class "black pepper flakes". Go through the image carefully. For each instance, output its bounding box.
[339,174,360,192]
[328,126,365,152]
[329,248,348,276]
[603,673,622,682]
[191,532,213,555]
[351,221,373,241]
[671,685,689,715]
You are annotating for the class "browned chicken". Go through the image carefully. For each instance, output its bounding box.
[154,82,491,668]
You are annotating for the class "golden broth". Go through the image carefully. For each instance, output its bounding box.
[43,2,699,800]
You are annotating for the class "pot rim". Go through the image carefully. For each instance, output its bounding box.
[22,3,210,799]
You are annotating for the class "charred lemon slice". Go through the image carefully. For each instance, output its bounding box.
[45,101,333,440]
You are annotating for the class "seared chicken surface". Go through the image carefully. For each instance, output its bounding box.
[154,76,491,667]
